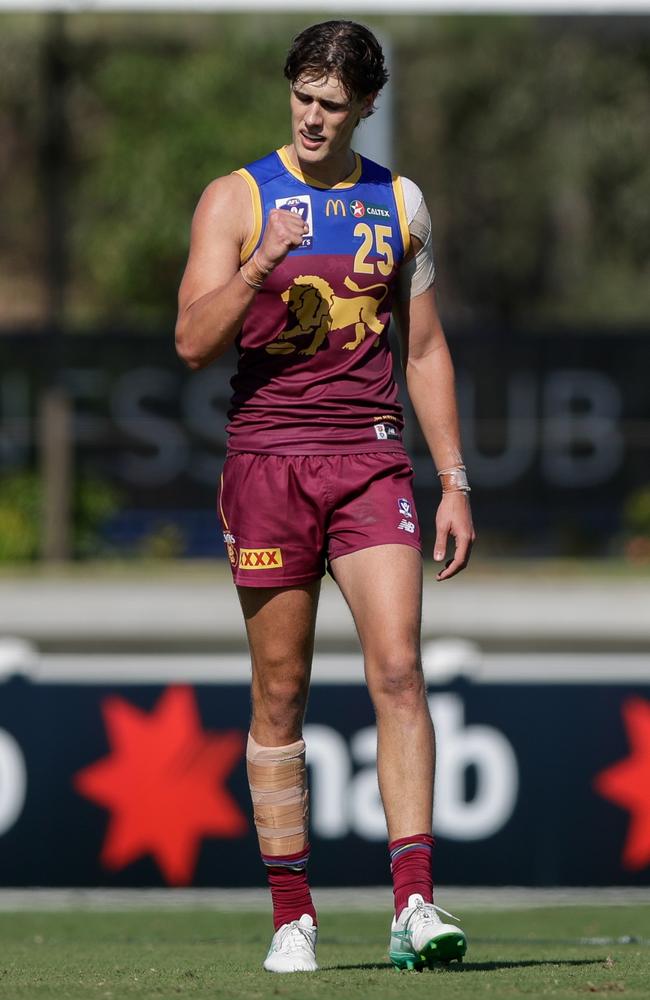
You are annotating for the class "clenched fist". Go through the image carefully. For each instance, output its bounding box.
[256,208,309,271]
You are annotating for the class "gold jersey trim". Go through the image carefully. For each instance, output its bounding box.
[277,146,362,190]
[391,174,411,259]
[218,473,230,530]
[234,167,263,263]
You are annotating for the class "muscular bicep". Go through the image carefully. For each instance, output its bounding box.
[177,173,252,316]
[395,280,448,366]
[394,183,445,365]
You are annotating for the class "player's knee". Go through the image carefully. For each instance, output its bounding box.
[368,651,424,707]
[254,669,308,721]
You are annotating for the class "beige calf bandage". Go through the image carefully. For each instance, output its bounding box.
[246,734,308,856]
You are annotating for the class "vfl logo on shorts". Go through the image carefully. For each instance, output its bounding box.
[398,498,412,519]
[239,548,283,569]
[397,497,415,533]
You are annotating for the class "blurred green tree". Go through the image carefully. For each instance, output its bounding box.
[395,15,650,325]
[0,470,121,561]
[0,18,43,323]
[0,13,649,329]
[70,24,290,325]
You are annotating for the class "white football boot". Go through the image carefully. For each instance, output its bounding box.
[263,913,318,973]
[388,893,467,970]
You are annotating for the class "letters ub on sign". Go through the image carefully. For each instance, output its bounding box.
[0,333,645,496]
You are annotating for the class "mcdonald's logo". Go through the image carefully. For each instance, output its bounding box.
[325,198,346,217]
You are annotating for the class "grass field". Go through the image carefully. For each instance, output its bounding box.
[1,906,649,1000]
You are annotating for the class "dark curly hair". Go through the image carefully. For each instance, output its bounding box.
[283,20,389,110]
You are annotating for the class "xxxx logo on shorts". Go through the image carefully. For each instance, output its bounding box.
[239,548,284,569]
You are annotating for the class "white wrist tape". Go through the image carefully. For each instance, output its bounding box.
[438,465,471,494]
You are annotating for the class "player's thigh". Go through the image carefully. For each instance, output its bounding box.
[329,544,423,692]
[238,582,321,699]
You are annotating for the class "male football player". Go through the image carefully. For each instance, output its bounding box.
[176,19,474,973]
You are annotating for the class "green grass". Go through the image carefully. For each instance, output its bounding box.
[0,907,649,999]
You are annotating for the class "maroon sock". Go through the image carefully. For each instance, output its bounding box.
[389,833,434,916]
[261,844,317,931]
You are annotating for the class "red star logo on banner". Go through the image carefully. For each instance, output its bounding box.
[74,686,248,885]
[593,697,650,871]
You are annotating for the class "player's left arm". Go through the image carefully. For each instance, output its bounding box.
[395,244,475,581]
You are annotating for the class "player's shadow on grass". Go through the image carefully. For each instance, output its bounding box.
[444,958,606,972]
[329,958,605,972]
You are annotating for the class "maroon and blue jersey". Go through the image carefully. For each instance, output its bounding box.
[226,146,411,454]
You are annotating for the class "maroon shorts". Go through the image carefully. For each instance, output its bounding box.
[218,451,422,587]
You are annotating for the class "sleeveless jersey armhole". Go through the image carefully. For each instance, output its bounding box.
[391,174,411,259]
[233,167,263,263]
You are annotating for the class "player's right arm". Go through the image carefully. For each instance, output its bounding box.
[175,174,307,370]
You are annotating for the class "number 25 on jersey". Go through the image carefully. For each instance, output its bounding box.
[354,224,394,277]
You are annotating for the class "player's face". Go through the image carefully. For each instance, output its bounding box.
[289,74,373,173]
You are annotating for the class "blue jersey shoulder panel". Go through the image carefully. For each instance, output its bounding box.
[239,149,407,261]
[243,150,286,187]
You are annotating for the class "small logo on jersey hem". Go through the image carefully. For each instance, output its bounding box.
[275,195,313,249]
[239,547,283,569]
[374,422,401,441]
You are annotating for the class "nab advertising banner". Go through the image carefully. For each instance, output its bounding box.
[1,674,649,887]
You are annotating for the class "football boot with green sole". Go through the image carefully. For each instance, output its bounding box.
[389,893,467,971]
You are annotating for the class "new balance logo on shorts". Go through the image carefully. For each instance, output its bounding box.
[239,548,283,569]
[398,519,416,534]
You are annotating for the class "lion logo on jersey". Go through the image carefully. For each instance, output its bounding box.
[265,275,389,357]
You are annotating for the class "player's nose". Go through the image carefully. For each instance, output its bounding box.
[304,102,323,128]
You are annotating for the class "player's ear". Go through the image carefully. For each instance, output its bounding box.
[360,92,377,119]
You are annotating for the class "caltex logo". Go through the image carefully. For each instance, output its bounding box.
[350,200,365,218]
